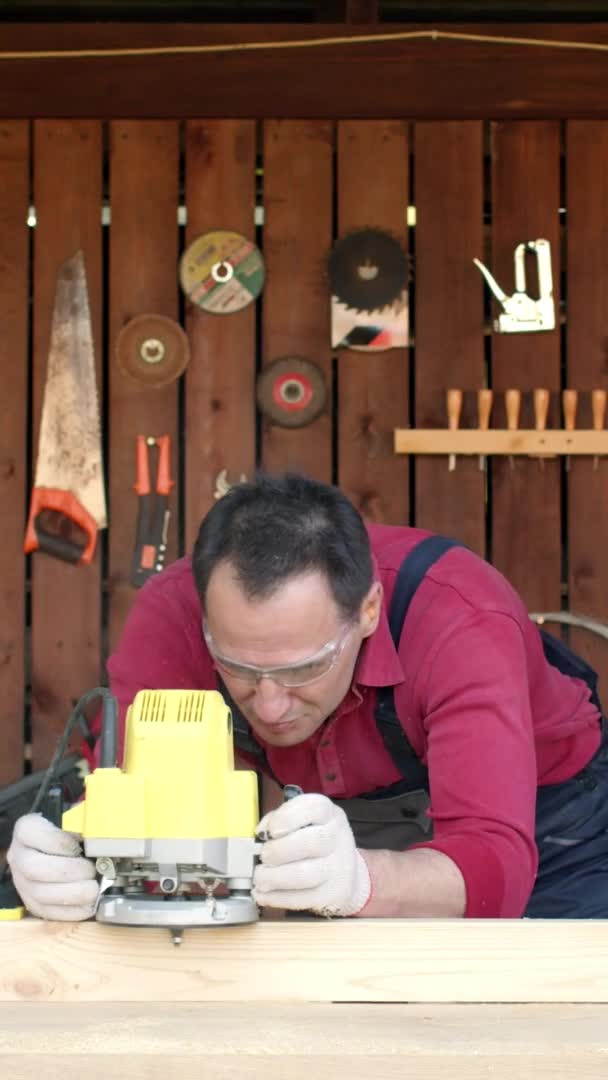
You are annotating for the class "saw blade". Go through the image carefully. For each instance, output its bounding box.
[256,356,327,428]
[34,250,106,529]
[328,227,409,313]
[116,314,190,388]
[179,230,264,314]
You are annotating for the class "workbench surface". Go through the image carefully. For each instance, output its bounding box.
[2,1002,608,1079]
[3,918,608,1078]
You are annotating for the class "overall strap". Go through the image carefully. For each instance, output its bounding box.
[375,535,463,784]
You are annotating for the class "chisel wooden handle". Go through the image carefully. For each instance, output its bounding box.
[592,389,607,431]
[591,389,607,468]
[534,388,550,432]
[477,389,493,470]
[477,389,493,430]
[447,389,463,471]
[562,389,578,431]
[505,389,521,431]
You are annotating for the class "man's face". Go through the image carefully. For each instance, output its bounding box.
[204,561,381,747]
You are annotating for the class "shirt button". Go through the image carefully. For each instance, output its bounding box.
[325,772,336,781]
[320,740,330,748]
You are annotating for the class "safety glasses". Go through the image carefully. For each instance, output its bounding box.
[202,618,357,688]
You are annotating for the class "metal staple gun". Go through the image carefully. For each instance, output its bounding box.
[474,238,555,333]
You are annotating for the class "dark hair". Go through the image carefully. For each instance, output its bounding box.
[192,472,373,620]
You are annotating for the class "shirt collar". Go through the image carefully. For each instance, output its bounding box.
[352,563,404,689]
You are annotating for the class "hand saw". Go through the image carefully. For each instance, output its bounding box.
[24,251,107,565]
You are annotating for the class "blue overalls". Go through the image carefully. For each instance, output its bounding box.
[228,536,608,918]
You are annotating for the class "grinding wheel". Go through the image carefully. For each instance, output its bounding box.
[256,357,327,428]
[116,314,190,388]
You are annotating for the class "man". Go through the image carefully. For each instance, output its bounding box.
[8,471,608,922]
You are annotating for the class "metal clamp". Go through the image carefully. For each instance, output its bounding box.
[474,238,555,333]
[530,612,608,641]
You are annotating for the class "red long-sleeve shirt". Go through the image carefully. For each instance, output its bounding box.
[106,524,601,918]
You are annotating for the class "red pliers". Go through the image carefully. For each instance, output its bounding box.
[130,435,174,588]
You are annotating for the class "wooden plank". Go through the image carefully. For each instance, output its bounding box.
[108,121,179,654]
[346,0,380,19]
[2,918,608,1003]
[261,120,333,480]
[413,122,485,552]
[3,23,608,119]
[182,119,282,826]
[565,122,608,704]
[394,428,608,456]
[2,1002,608,1079]
[490,122,561,610]
[183,120,257,549]
[336,121,410,524]
[0,121,29,785]
[30,121,102,769]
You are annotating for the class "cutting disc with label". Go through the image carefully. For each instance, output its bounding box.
[256,357,327,428]
[116,314,190,388]
[328,227,409,313]
[179,230,265,314]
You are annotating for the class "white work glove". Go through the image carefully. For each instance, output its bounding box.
[253,793,371,917]
[7,813,99,922]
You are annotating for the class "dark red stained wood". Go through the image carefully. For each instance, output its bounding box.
[414,122,485,553]
[3,23,608,120]
[108,122,179,654]
[183,120,257,550]
[346,0,380,18]
[336,121,410,525]
[259,119,333,823]
[30,121,103,769]
[490,122,561,611]
[261,120,333,480]
[0,121,28,784]
[565,122,608,700]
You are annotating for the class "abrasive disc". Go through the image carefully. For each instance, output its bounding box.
[256,356,327,428]
[116,314,190,388]
[179,230,265,314]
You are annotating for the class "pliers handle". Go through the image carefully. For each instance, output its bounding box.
[135,434,173,498]
[131,435,174,588]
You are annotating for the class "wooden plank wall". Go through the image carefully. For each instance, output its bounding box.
[1,118,608,780]
[0,121,28,786]
[30,122,103,771]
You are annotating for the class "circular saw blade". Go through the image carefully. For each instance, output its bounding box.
[328,227,409,313]
[179,230,265,315]
[116,314,190,388]
[256,356,327,428]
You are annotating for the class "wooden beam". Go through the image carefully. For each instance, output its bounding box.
[2,1002,608,1079]
[2,918,608,1003]
[2,22,608,118]
[394,429,608,456]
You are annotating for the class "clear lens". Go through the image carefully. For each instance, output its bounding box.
[203,619,355,688]
[215,653,335,688]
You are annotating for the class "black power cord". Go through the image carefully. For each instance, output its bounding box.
[0,686,117,897]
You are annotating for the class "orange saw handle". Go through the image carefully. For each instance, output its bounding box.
[24,487,98,564]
